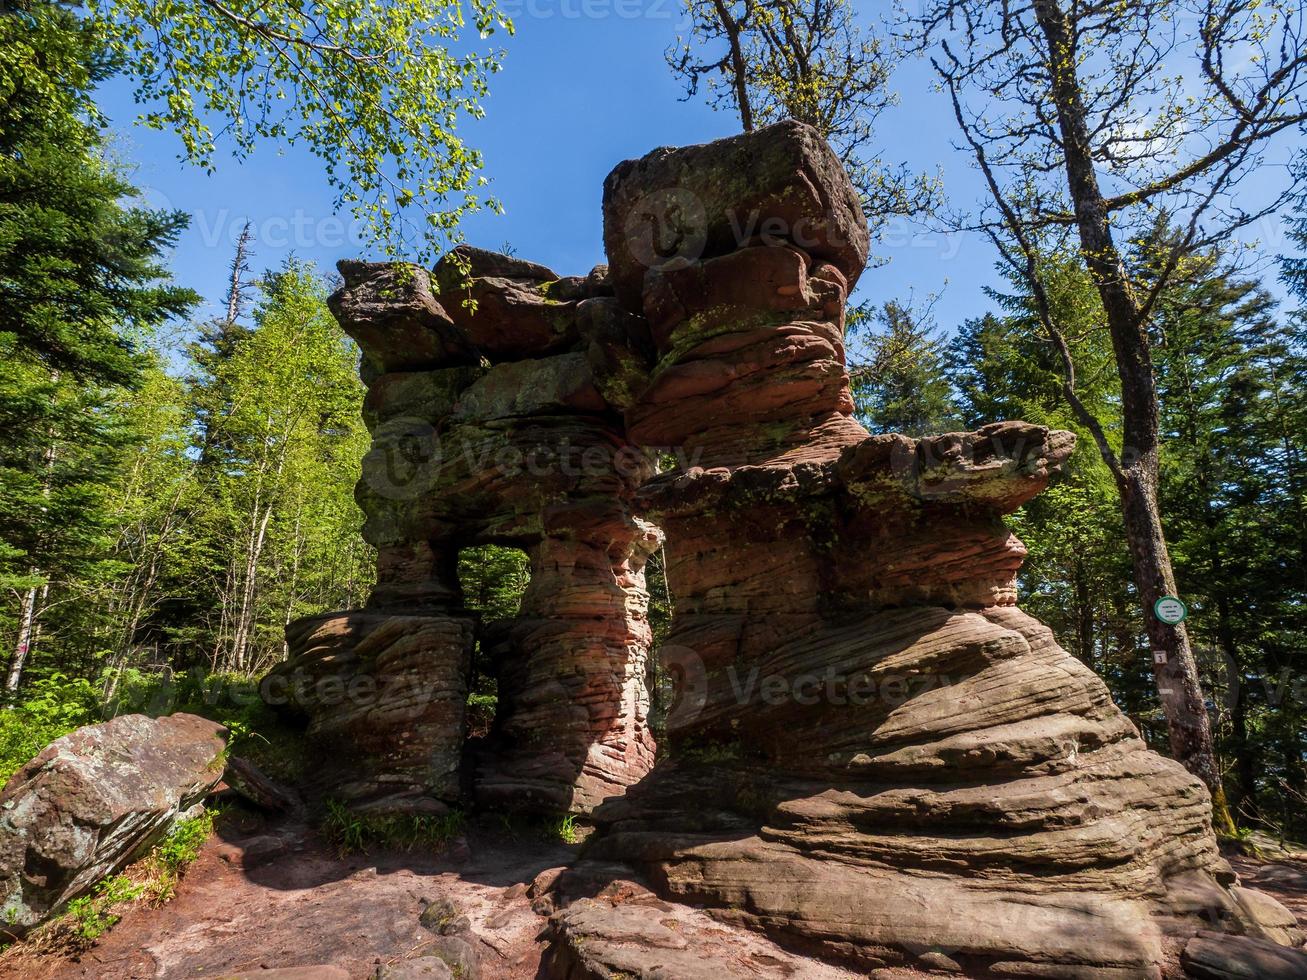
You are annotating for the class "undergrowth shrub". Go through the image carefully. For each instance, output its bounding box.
[1,666,311,789]
[0,674,100,783]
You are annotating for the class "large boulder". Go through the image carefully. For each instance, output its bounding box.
[329,261,478,373]
[0,712,226,935]
[432,245,587,359]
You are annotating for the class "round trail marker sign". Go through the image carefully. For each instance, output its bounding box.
[1154,596,1188,626]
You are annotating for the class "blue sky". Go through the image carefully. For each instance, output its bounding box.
[96,4,1302,345]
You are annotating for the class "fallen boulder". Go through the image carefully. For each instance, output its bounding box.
[0,712,226,937]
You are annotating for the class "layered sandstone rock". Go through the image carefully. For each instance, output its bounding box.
[275,120,1298,978]
[268,250,659,815]
[575,121,1301,979]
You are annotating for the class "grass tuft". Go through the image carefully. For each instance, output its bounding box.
[321,799,466,856]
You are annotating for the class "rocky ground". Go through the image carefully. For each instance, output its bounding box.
[3,805,1305,980]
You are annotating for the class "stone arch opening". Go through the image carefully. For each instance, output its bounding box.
[456,544,530,742]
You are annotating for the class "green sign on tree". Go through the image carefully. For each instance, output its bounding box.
[1154,597,1188,626]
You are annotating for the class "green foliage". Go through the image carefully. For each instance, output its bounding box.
[1146,233,1307,828]
[179,260,374,674]
[0,1,198,385]
[458,544,530,715]
[0,1,197,700]
[41,808,214,950]
[848,299,958,435]
[64,876,143,942]
[151,809,215,882]
[91,0,513,258]
[668,0,938,241]
[0,258,375,688]
[950,230,1307,833]
[322,800,466,856]
[552,813,579,845]
[458,546,530,624]
[0,675,100,783]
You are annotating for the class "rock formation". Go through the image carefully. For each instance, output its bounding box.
[0,713,226,936]
[270,249,660,815]
[572,120,1301,978]
[270,120,1302,977]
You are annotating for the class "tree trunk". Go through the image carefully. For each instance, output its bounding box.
[5,580,40,692]
[1119,471,1226,802]
[1073,557,1094,667]
[231,501,273,673]
[712,0,755,131]
[1227,657,1257,823]
[1033,0,1233,832]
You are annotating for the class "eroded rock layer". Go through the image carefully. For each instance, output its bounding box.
[269,251,660,815]
[579,120,1301,978]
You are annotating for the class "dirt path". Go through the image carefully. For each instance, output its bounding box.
[6,814,1307,980]
[6,810,574,980]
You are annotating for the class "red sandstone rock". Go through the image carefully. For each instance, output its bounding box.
[330,261,476,372]
[273,249,661,815]
[582,120,1303,979]
[602,120,870,309]
[270,612,473,808]
[431,245,584,359]
[0,713,226,936]
[275,122,1301,979]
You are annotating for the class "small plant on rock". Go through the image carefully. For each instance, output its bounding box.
[2,808,217,960]
[552,813,579,844]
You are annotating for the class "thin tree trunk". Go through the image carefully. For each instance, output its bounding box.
[1033,0,1233,832]
[1073,558,1094,667]
[5,581,40,692]
[215,562,236,672]
[282,506,304,661]
[1226,641,1257,822]
[7,394,61,694]
[231,501,273,673]
[712,0,755,131]
[231,421,291,672]
[226,222,254,324]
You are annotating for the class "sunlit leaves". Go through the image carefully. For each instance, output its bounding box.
[91,0,514,259]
